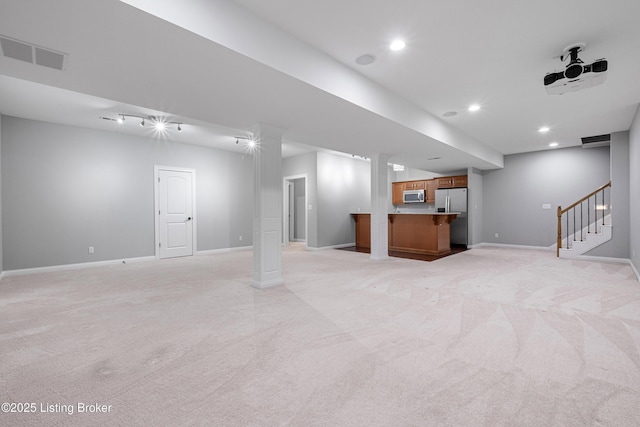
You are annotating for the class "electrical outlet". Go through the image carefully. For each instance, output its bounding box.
[88,246,94,254]
[239,236,243,241]
[494,233,499,239]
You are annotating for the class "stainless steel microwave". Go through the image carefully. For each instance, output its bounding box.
[403,189,425,203]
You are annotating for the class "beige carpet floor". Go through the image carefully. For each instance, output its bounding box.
[1,246,639,426]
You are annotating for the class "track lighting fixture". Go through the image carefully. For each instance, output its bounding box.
[234,136,257,152]
[99,114,183,132]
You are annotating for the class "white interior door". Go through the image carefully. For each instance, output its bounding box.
[157,168,194,259]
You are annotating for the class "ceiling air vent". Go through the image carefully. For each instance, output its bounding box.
[0,35,66,70]
[581,134,610,148]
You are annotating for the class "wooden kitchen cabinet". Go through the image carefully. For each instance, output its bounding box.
[426,179,436,202]
[403,181,425,190]
[437,175,467,189]
[392,180,433,204]
[392,182,404,205]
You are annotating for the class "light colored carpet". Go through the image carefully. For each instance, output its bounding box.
[1,246,639,426]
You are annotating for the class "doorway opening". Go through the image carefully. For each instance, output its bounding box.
[283,174,307,247]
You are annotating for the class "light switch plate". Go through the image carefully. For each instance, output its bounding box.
[542,204,551,210]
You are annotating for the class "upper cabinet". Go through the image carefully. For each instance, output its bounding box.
[392,175,467,204]
[436,175,467,189]
[392,182,404,205]
[426,179,437,202]
[402,181,426,190]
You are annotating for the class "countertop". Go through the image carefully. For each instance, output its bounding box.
[351,212,460,215]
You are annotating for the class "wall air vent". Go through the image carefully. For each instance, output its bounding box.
[0,35,66,70]
[581,134,610,148]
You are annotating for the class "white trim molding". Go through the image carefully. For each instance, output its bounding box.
[2,256,156,277]
[306,243,355,251]
[196,246,252,256]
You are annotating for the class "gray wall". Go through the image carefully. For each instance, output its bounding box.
[1,116,253,270]
[283,152,318,247]
[467,167,484,246]
[316,152,370,248]
[293,178,306,240]
[0,116,2,273]
[630,106,640,273]
[283,151,370,249]
[587,132,630,258]
[482,146,610,247]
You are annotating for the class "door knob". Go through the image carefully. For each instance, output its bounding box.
[187,217,192,221]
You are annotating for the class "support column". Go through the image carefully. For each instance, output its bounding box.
[252,124,284,288]
[370,153,390,261]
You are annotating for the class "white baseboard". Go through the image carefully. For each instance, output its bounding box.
[2,256,156,278]
[306,242,355,251]
[630,261,640,282]
[471,243,554,252]
[196,246,252,255]
[1,247,253,279]
[570,254,631,264]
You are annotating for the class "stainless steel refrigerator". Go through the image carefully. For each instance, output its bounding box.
[435,188,468,247]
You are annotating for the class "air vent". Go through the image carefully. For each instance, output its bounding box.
[581,134,610,148]
[0,35,66,70]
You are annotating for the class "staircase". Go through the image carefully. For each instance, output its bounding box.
[557,182,612,258]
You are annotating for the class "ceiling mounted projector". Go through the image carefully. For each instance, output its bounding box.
[544,43,608,95]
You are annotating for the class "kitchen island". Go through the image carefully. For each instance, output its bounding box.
[351,213,459,256]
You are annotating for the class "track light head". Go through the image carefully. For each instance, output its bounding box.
[103,113,184,133]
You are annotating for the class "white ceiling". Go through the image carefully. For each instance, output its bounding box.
[1,0,639,172]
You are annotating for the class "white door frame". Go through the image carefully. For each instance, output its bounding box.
[283,174,307,247]
[154,165,197,259]
[288,182,295,240]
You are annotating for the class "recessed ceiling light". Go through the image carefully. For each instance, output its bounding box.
[549,142,559,147]
[355,54,376,65]
[539,126,550,133]
[443,111,458,117]
[468,104,480,112]
[390,40,406,51]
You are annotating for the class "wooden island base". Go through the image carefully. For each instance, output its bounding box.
[351,213,458,256]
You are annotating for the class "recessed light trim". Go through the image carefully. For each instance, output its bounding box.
[390,40,406,51]
[468,104,480,112]
[549,142,559,147]
[539,126,550,133]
